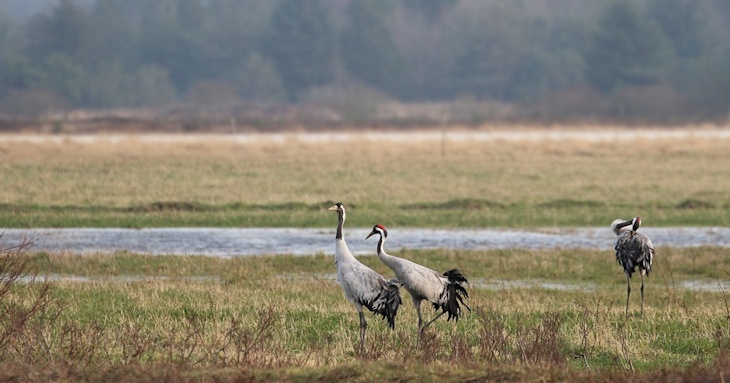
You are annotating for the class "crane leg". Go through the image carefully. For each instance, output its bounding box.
[625,276,631,317]
[640,273,645,318]
[414,298,424,342]
[421,311,446,332]
[415,300,425,351]
[358,311,367,358]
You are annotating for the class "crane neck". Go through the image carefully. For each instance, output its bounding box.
[375,234,399,267]
[376,233,386,255]
[336,210,345,240]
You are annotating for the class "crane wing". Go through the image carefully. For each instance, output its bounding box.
[396,260,447,303]
[338,261,386,306]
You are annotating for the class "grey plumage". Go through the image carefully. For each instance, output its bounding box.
[366,224,469,340]
[612,216,655,317]
[328,204,401,357]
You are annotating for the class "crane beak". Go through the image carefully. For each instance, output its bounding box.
[365,231,375,240]
[327,205,337,211]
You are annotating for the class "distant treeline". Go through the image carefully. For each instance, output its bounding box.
[0,0,729,123]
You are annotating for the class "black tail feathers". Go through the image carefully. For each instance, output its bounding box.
[371,280,402,329]
[434,268,470,321]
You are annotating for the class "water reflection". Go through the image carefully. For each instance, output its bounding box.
[2,227,729,257]
[26,272,729,294]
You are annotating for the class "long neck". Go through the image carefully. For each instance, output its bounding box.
[613,220,633,236]
[334,210,354,266]
[375,234,399,267]
[336,210,345,240]
[377,234,386,255]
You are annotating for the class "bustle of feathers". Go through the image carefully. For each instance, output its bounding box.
[361,280,401,329]
[615,231,654,278]
[434,269,470,321]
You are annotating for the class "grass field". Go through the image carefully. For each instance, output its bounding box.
[3,241,730,381]
[1,131,729,228]
[2,129,730,382]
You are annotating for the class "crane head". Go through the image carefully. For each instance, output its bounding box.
[366,224,388,240]
[328,203,344,212]
[611,218,634,235]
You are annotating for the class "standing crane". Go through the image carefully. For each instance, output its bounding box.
[327,203,401,357]
[612,216,654,317]
[366,224,469,340]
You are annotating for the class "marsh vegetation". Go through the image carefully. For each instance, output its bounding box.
[4,237,730,381]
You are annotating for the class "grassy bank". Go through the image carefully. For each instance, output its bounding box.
[4,244,730,381]
[1,134,729,228]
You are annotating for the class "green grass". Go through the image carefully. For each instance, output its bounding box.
[1,135,730,227]
[1,199,729,228]
[5,247,730,379]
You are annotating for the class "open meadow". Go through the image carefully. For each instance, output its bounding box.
[2,128,730,382]
[1,129,729,228]
[3,244,730,381]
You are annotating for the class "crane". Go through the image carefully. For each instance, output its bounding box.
[366,224,469,340]
[327,203,401,357]
[612,216,655,317]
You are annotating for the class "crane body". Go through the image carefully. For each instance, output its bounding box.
[366,224,468,339]
[612,216,655,317]
[328,204,400,356]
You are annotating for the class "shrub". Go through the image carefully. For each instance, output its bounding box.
[0,234,54,362]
